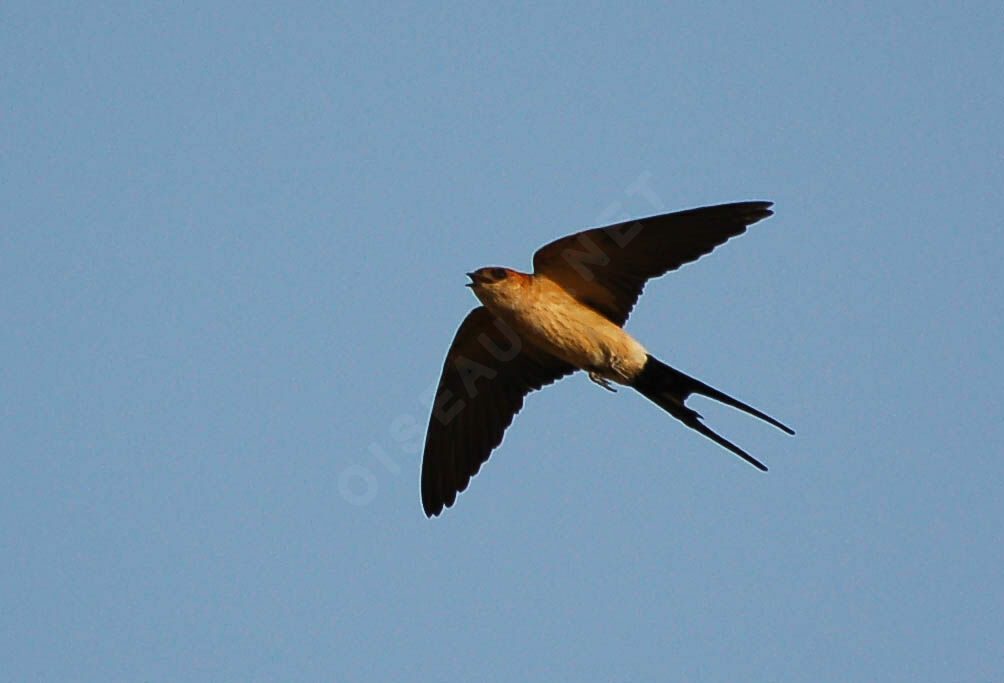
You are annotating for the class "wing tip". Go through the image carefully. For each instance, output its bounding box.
[744,200,774,223]
[422,495,445,518]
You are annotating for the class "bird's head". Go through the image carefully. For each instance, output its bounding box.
[465,267,527,309]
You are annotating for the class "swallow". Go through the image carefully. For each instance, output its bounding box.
[421,201,793,516]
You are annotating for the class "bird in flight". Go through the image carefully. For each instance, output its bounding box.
[421,201,793,517]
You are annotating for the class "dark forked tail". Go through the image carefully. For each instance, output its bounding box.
[630,355,794,470]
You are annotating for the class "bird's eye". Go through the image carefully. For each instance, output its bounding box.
[489,268,507,280]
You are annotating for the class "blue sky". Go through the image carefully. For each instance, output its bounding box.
[3,2,1002,680]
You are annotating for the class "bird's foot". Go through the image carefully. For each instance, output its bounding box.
[588,371,618,392]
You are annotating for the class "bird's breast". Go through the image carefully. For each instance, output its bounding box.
[497,281,648,384]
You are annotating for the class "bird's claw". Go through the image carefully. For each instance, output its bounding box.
[588,371,617,392]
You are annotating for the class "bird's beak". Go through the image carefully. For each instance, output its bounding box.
[465,272,478,287]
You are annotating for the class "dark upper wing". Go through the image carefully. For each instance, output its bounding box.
[421,306,574,517]
[532,202,774,326]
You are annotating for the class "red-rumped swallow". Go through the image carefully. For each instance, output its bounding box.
[422,201,793,516]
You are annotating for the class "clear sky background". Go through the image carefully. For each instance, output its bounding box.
[3,2,1002,681]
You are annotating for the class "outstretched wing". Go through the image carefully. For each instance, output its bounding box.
[532,202,774,326]
[421,306,574,517]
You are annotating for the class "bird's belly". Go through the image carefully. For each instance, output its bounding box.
[508,303,648,384]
